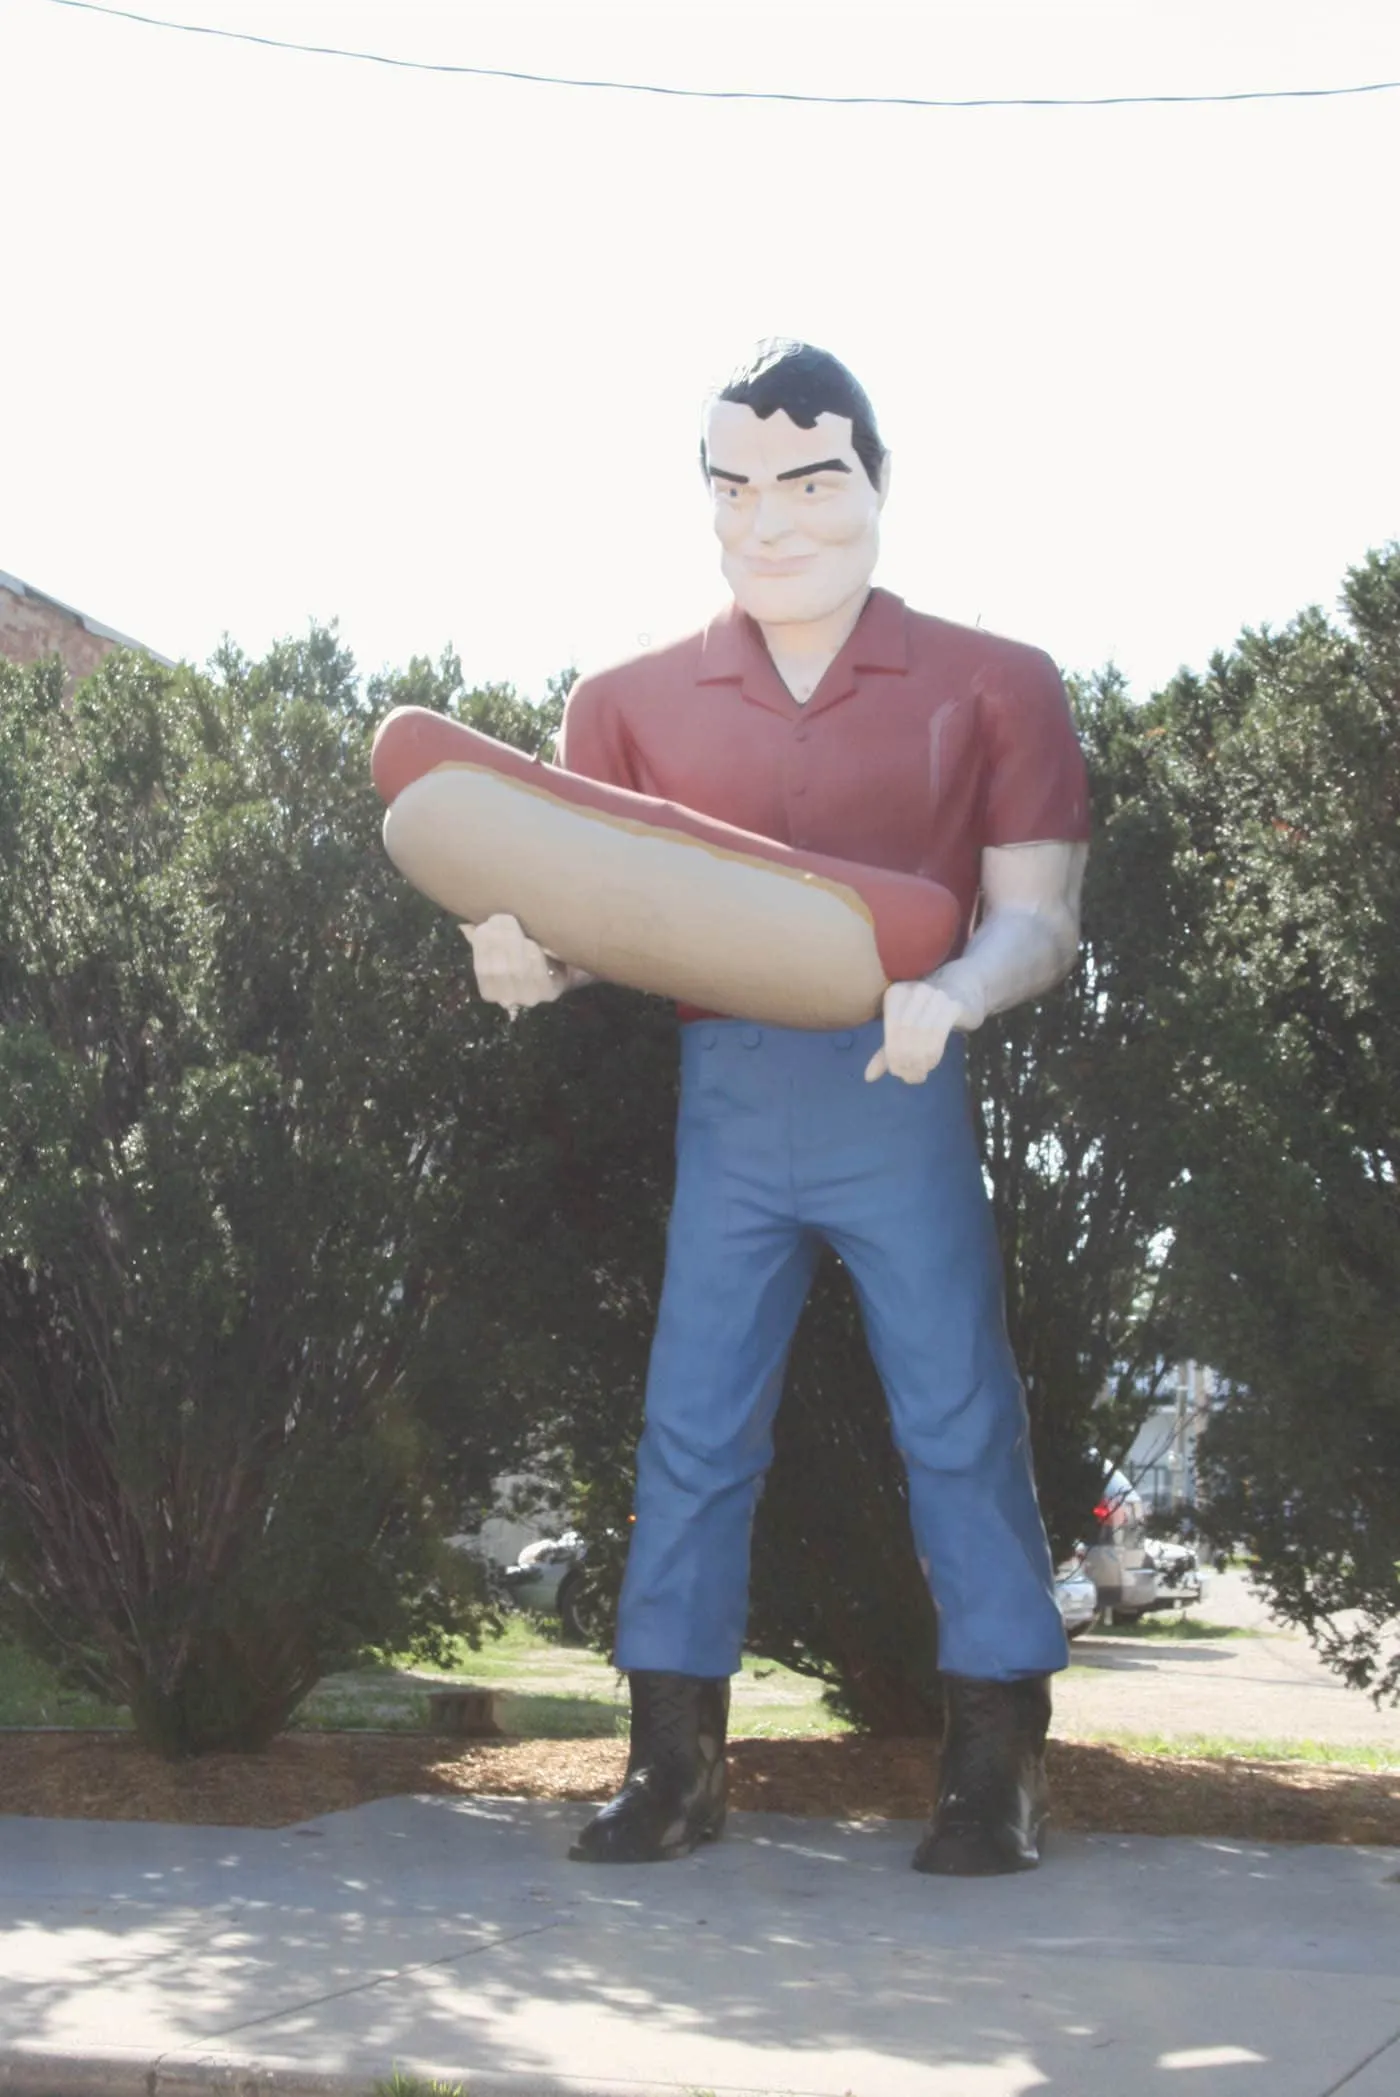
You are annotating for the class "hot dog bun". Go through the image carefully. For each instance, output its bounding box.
[372,707,960,1029]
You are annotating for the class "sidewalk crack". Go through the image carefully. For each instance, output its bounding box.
[166,1917,566,2044]
[1317,2020,1400,2096]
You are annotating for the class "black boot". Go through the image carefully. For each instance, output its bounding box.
[569,1671,729,1864]
[911,1674,1051,1877]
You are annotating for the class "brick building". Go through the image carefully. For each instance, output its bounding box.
[0,570,171,688]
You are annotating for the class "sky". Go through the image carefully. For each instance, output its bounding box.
[2,0,1398,703]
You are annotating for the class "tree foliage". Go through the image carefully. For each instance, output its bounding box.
[9,544,1393,1753]
[977,667,1199,1540]
[1157,548,1400,1700]
[0,636,560,1754]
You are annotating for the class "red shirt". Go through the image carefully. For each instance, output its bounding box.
[559,587,1089,961]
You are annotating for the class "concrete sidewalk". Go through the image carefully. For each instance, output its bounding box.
[1,1796,1398,2097]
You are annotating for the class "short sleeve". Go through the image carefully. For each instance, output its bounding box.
[979,649,1091,847]
[555,672,638,791]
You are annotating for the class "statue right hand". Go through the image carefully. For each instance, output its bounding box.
[460,914,573,1011]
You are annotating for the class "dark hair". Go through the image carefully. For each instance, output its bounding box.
[701,338,887,488]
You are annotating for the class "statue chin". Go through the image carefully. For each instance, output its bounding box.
[722,544,880,631]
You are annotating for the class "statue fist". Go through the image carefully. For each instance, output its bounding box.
[865,979,968,1085]
[461,914,570,1013]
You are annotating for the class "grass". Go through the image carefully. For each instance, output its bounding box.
[0,1643,128,1730]
[294,1628,850,1738]
[9,1617,1382,1772]
[408,1612,606,1682]
[1065,1729,1400,1771]
[370,2075,465,2097]
[728,1687,851,1739]
[294,1677,631,1739]
[0,1615,846,1741]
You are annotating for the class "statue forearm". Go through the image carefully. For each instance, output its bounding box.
[928,841,1087,1032]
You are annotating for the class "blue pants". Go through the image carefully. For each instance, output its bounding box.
[614,1020,1068,1683]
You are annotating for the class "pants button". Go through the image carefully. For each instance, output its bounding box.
[699,1026,718,1050]
[742,1027,762,1049]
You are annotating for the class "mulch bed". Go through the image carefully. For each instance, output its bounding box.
[2,1730,1397,1847]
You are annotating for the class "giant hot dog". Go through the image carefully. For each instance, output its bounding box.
[372,707,960,1029]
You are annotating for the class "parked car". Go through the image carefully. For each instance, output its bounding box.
[1054,1552,1099,1639]
[502,1529,583,1608]
[1143,1534,1205,1611]
[512,1529,1106,1649]
[502,1530,600,1642]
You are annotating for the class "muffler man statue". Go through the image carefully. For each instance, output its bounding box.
[467,340,1090,1875]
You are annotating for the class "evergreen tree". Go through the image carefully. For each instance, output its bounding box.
[0,637,558,1754]
[1160,548,1400,1700]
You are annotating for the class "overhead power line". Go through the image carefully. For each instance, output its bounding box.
[45,0,1400,110]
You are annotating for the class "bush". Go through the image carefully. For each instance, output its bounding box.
[0,639,549,1753]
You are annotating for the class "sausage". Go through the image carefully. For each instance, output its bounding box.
[372,706,960,1029]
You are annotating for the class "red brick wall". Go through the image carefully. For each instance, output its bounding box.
[0,581,120,687]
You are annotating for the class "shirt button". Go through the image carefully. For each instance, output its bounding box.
[794,725,811,742]
[791,780,808,796]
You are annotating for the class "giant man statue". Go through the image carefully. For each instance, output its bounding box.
[468,341,1090,1875]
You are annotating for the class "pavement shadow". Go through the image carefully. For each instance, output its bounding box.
[5,1802,1398,2094]
[1070,1641,1235,1672]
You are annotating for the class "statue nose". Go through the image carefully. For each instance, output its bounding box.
[753,491,790,541]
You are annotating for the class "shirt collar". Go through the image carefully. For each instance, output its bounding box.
[697,587,909,716]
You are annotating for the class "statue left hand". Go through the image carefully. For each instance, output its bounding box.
[864,839,1087,1083]
[865,979,969,1085]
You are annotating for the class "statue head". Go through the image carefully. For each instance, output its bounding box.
[701,339,889,627]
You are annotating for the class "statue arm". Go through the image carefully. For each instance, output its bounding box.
[866,840,1087,1084]
[928,839,1086,1029]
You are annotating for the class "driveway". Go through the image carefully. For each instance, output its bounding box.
[1054,1569,1398,1750]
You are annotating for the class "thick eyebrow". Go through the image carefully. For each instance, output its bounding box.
[707,458,853,486]
[776,458,852,481]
